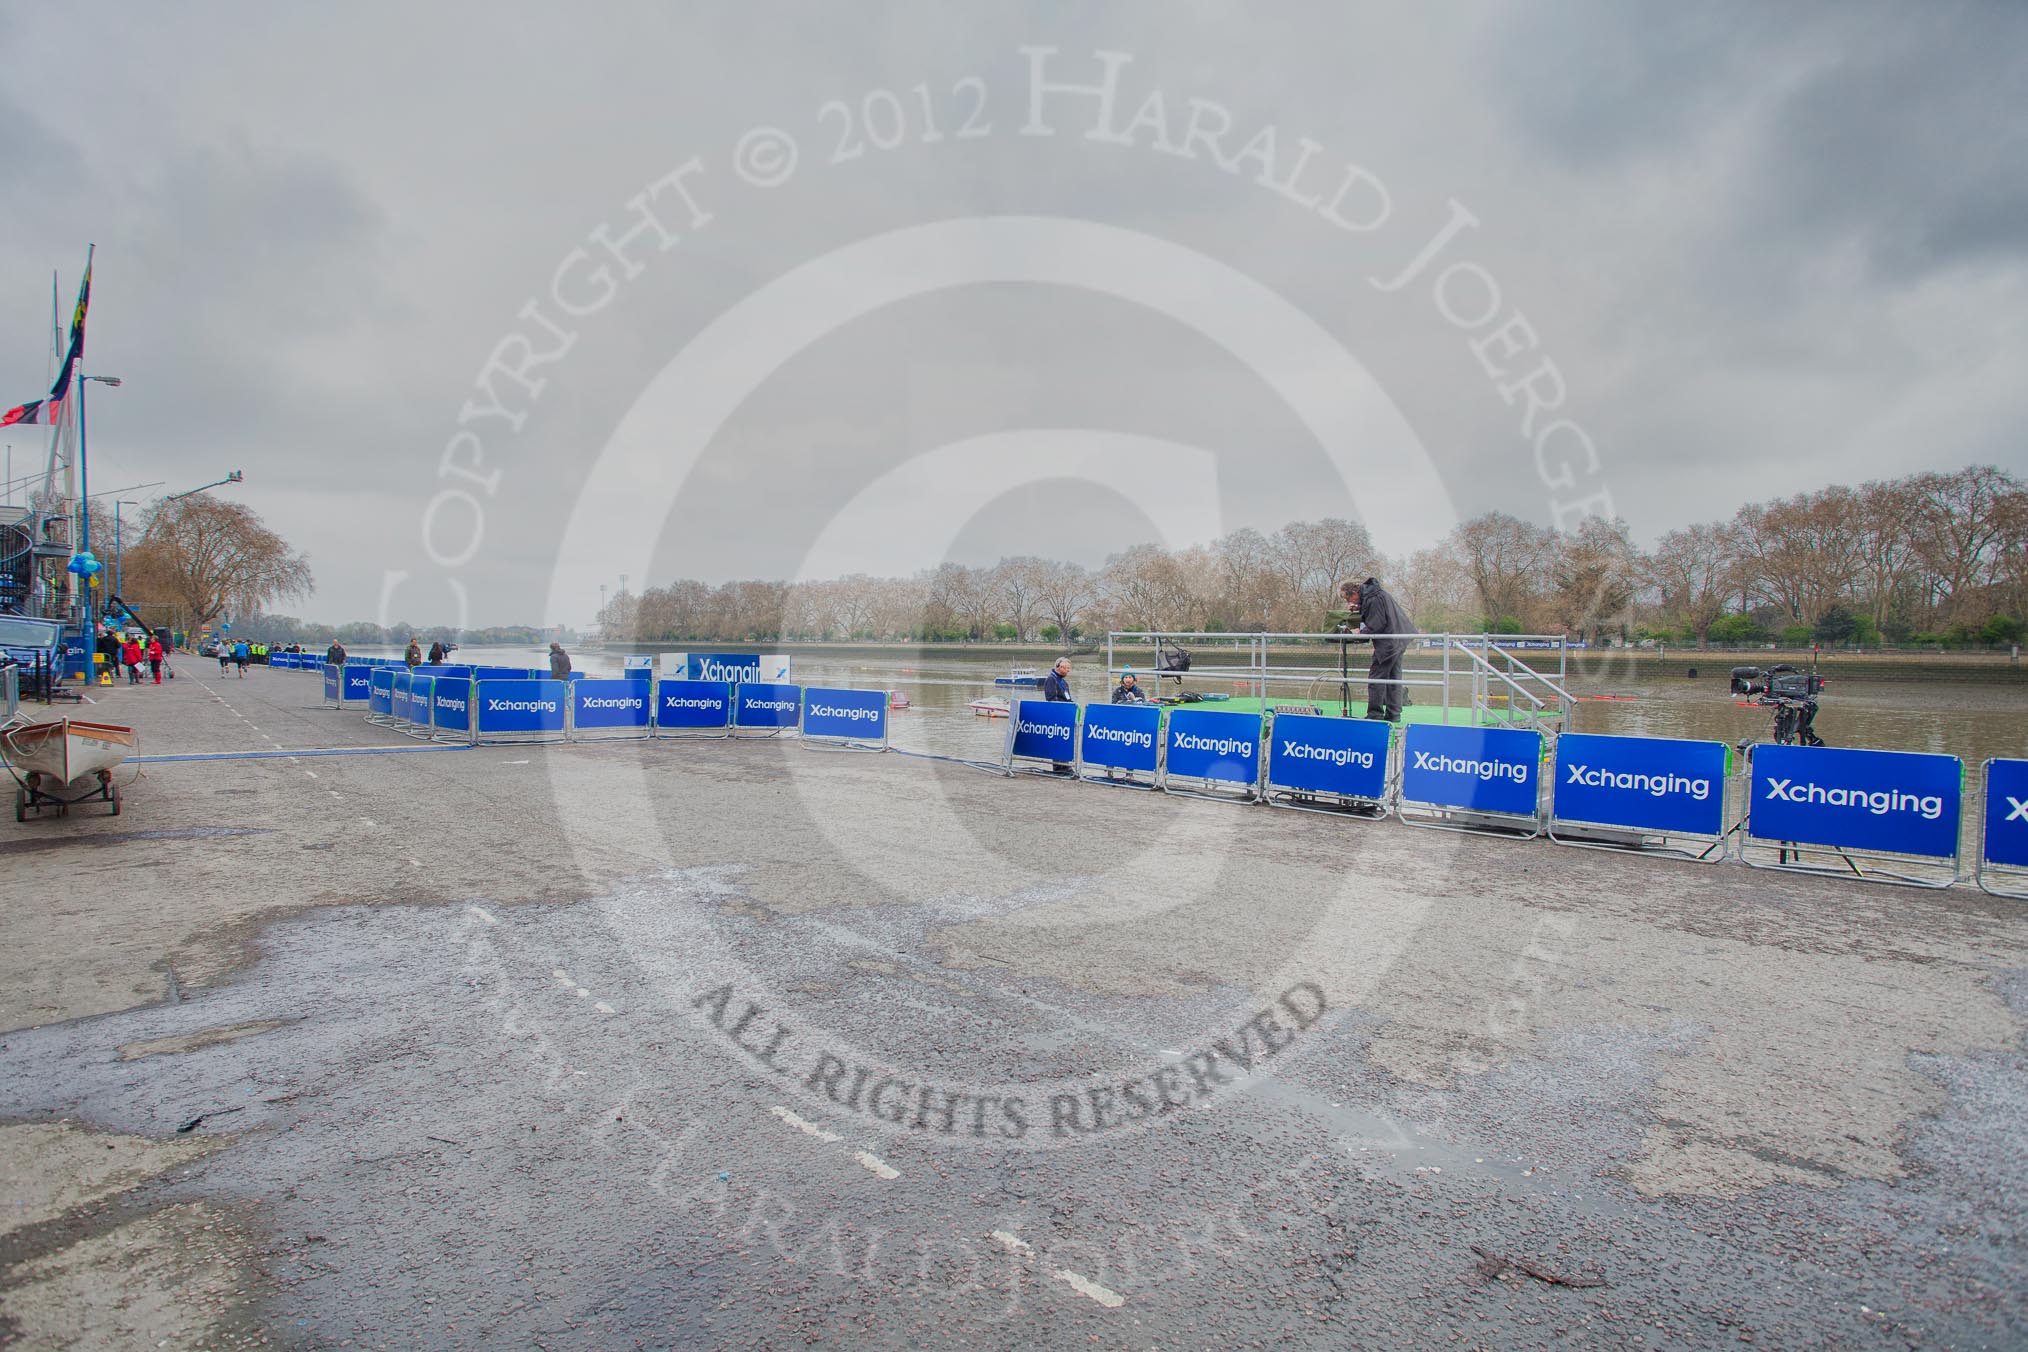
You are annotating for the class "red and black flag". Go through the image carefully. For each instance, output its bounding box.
[46,246,92,406]
[1,398,46,427]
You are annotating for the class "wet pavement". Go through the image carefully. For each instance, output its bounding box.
[0,666,2023,1347]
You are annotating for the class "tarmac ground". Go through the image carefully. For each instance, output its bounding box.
[0,664,2023,1349]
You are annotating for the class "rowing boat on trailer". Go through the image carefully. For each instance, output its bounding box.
[3,717,135,819]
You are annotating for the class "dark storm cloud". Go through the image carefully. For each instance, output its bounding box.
[1755,6,2028,275]
[2,2,2022,624]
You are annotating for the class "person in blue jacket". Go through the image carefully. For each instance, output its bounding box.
[232,639,251,678]
[1040,655,1074,774]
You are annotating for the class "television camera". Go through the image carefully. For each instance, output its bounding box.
[1729,663,1826,747]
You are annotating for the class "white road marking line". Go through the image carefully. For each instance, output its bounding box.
[327,790,341,798]
[467,906,498,925]
[593,1001,615,1014]
[408,859,421,868]
[984,1232,1124,1308]
[501,759,529,765]
[1052,1268,1125,1308]
[359,817,376,827]
[553,969,572,986]
[304,770,319,778]
[769,1106,840,1143]
[854,1151,900,1180]
[576,987,590,998]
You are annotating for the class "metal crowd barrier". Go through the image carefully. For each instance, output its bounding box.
[309,670,2024,895]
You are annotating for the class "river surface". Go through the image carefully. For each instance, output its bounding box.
[347,644,2028,772]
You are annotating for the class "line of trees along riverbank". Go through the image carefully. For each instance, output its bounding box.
[588,465,2026,651]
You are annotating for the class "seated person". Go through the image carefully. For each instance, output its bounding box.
[1111,669,1151,703]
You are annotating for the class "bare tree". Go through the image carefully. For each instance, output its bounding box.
[124,494,313,634]
[1551,517,1640,643]
[1450,513,1556,627]
[1905,466,2017,624]
[990,557,1046,641]
[1100,543,1191,633]
[1647,522,1737,647]
[1034,560,1097,644]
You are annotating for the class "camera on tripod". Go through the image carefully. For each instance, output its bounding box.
[1729,664,1826,746]
[1729,664,1824,701]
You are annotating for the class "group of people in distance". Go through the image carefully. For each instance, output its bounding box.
[1031,575,1415,775]
[318,639,573,677]
[99,629,167,685]
[215,640,254,677]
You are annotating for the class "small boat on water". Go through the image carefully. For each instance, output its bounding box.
[3,717,135,819]
[969,697,1010,718]
[993,668,1042,687]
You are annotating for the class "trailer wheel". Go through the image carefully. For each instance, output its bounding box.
[14,788,24,823]
[109,784,121,817]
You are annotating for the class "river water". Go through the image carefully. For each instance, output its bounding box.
[347,644,2027,773]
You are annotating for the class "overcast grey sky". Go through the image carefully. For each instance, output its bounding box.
[3,2,2023,626]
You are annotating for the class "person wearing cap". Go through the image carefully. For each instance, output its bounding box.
[1111,668,1150,703]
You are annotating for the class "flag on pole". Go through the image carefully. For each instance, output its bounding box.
[46,245,92,406]
[1,398,46,427]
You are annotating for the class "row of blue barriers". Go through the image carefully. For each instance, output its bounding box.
[1001,700,2023,892]
[319,663,888,748]
[296,661,2024,896]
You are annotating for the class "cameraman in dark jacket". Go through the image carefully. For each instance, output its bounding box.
[1341,577,1416,721]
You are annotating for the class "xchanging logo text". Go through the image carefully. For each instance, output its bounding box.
[1565,764,1709,801]
[1763,778,1943,821]
[1411,751,1528,783]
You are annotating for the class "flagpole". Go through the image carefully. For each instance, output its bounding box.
[72,244,94,655]
[78,373,90,643]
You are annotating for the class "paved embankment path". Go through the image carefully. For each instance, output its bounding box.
[0,664,2023,1348]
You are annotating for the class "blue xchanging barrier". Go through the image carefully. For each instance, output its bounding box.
[654,679,731,737]
[571,678,653,740]
[1264,713,1391,812]
[431,679,472,737]
[405,675,436,739]
[1742,743,1963,887]
[1163,708,1263,801]
[1548,732,1731,862]
[1078,701,1161,786]
[733,682,801,734]
[367,668,396,722]
[1005,698,1078,775]
[1980,758,2028,899]
[1397,723,1543,837]
[471,678,570,742]
[801,687,889,751]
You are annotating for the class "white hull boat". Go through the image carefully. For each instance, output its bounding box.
[3,717,135,819]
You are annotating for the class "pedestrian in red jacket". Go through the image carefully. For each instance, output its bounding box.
[146,636,165,684]
[121,638,143,685]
